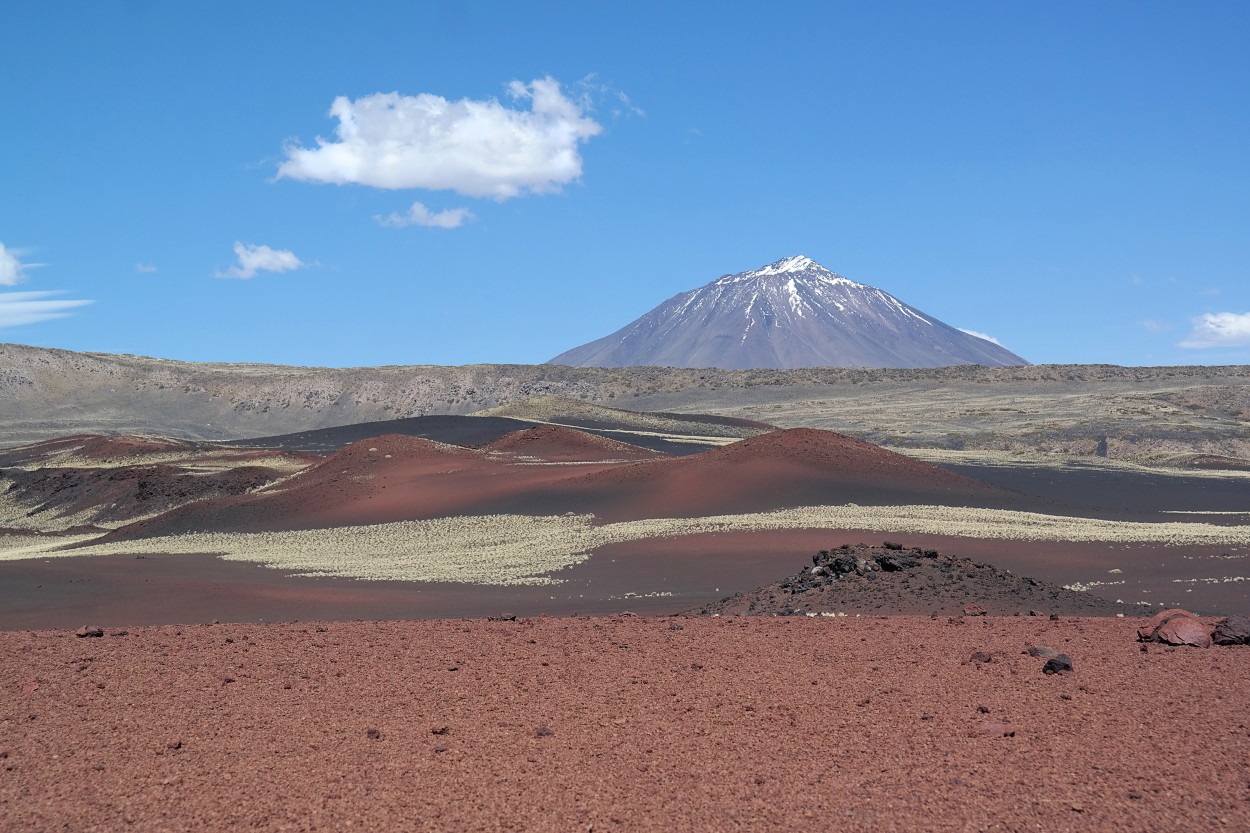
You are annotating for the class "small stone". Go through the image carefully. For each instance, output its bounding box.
[365,728,381,740]
[166,740,182,750]
[962,604,987,617]
[1042,654,1074,675]
[431,725,449,735]
[75,626,104,638]
[535,724,554,737]
[970,651,993,664]
[1026,645,1059,658]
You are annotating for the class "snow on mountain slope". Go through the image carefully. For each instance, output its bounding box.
[549,256,1028,369]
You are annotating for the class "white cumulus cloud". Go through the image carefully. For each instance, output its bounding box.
[277,77,603,200]
[0,243,30,286]
[0,291,93,329]
[1178,312,1250,348]
[374,201,475,229]
[958,328,1003,346]
[216,242,304,280]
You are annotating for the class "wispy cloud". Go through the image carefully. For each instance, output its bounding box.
[374,201,474,229]
[574,74,645,119]
[0,291,93,329]
[1140,319,1173,333]
[958,328,1003,346]
[135,262,158,274]
[1178,312,1250,348]
[0,242,37,286]
[215,242,304,280]
[613,90,646,119]
[277,77,603,200]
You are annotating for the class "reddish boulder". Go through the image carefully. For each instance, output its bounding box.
[1137,609,1212,648]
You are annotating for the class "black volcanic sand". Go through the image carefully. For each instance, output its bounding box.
[219,414,716,456]
[940,460,1250,515]
[3,529,1246,630]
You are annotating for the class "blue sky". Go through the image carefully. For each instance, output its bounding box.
[2,1,1247,367]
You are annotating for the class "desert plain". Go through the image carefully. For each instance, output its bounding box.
[1,351,1248,830]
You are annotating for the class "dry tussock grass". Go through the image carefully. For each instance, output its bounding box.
[900,448,1250,481]
[3,504,1246,585]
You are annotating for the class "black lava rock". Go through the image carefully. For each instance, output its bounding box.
[1042,654,1074,675]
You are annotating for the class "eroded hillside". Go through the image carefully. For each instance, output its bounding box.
[2,343,1247,464]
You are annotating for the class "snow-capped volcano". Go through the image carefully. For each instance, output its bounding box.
[548,256,1028,369]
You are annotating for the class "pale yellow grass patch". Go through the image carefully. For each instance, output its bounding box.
[4,504,1246,585]
[901,448,1250,482]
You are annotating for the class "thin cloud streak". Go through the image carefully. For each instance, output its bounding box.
[0,290,93,328]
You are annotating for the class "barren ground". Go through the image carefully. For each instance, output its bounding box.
[2,616,1247,832]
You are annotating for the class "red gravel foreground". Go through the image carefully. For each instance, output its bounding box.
[3,617,1248,832]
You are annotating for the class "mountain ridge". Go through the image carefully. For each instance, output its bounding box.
[2,342,1247,465]
[549,256,1029,369]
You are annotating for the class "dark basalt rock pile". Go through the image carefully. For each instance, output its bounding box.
[692,541,1143,617]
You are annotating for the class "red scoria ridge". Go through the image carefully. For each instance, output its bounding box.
[90,427,1058,540]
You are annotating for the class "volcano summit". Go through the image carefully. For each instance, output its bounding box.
[550,256,1028,369]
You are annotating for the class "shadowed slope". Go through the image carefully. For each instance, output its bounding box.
[219,415,541,453]
[557,428,1021,522]
[0,435,200,468]
[483,425,665,462]
[101,428,1033,543]
[473,394,774,438]
[1,434,320,532]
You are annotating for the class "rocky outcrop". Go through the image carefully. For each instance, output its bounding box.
[691,542,1140,617]
[1136,609,1212,647]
